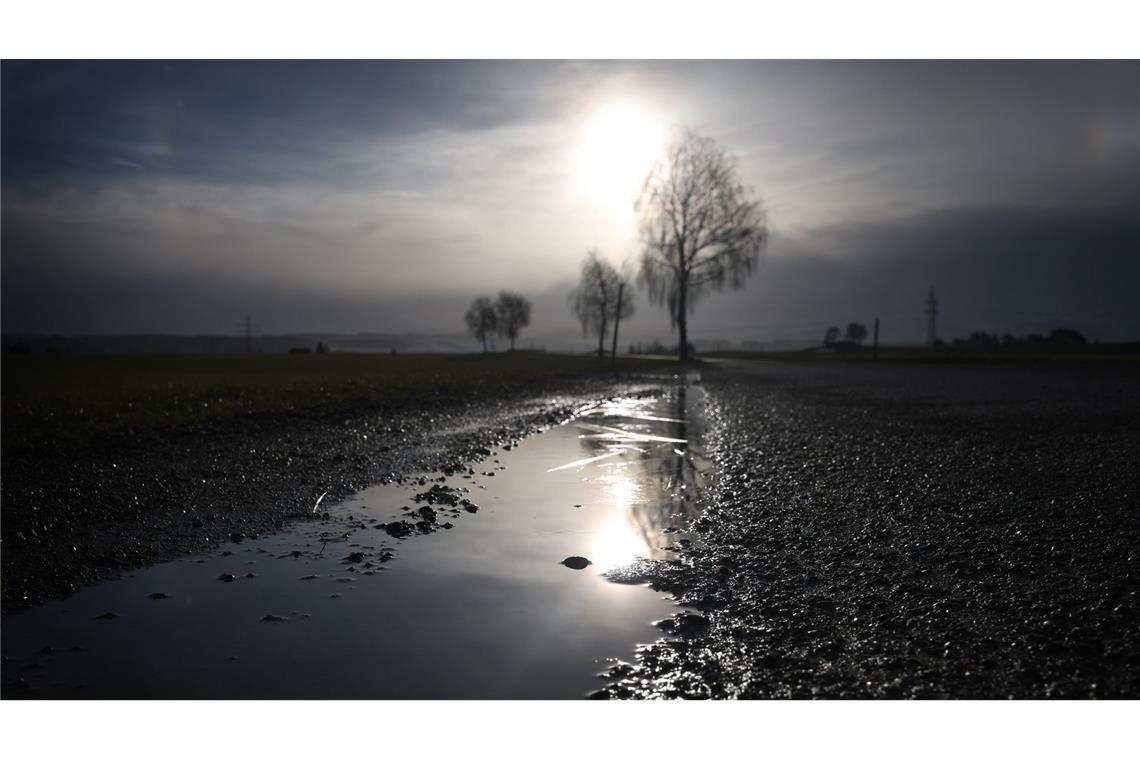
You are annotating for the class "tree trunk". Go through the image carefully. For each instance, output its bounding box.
[611,283,623,370]
[597,316,607,357]
[677,277,689,361]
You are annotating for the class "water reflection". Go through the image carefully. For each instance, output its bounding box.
[562,380,709,572]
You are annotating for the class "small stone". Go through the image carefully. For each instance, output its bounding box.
[655,612,710,636]
[147,592,169,600]
[261,614,288,622]
[384,522,413,538]
[218,573,236,583]
[561,556,593,570]
[95,612,121,620]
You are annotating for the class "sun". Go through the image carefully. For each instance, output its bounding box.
[574,101,665,211]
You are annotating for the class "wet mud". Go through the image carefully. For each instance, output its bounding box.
[1,370,675,611]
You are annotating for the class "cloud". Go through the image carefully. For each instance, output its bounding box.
[2,61,1138,340]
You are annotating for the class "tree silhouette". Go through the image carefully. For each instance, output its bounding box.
[845,322,868,344]
[569,250,635,357]
[636,128,768,360]
[824,326,840,345]
[495,291,532,351]
[464,297,498,352]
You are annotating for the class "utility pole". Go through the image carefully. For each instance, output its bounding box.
[873,317,880,360]
[611,283,624,370]
[926,288,939,346]
[239,313,259,354]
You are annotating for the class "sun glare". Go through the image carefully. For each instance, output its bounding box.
[575,102,665,211]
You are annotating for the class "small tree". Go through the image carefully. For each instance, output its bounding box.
[845,322,868,344]
[464,297,498,352]
[636,128,768,360]
[495,291,532,351]
[823,326,840,346]
[569,250,636,357]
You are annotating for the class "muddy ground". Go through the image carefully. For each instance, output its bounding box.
[5,357,1138,700]
[1,369,673,611]
[598,360,1140,698]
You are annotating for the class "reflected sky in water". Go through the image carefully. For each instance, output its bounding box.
[2,382,709,699]
[574,388,708,572]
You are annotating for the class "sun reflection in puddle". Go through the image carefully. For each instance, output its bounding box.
[592,510,651,572]
[590,469,655,572]
[548,385,709,573]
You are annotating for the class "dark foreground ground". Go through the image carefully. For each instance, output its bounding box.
[598,359,1140,698]
[4,353,1138,699]
[1,353,672,611]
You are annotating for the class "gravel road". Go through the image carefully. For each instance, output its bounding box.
[596,359,1140,698]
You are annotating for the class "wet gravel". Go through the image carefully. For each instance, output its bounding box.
[594,360,1140,699]
[1,370,671,612]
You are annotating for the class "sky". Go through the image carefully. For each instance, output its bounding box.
[2,60,1138,345]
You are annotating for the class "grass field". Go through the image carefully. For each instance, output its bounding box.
[1,351,662,449]
[704,345,1140,364]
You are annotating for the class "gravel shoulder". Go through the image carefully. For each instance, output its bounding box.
[596,359,1140,698]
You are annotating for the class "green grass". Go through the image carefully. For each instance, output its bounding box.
[1,352,661,449]
[705,346,1140,364]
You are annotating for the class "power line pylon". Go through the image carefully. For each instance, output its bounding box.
[925,288,939,346]
[238,313,259,354]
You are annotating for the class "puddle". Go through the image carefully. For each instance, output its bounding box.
[1,377,709,699]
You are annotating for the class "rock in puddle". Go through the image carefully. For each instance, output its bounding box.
[261,614,289,623]
[654,612,710,636]
[561,556,593,570]
[147,592,170,600]
[218,573,237,583]
[95,612,121,620]
[383,521,413,538]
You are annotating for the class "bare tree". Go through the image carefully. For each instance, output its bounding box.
[464,297,498,352]
[494,291,532,351]
[824,326,840,346]
[845,322,868,344]
[636,128,768,360]
[569,250,636,357]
